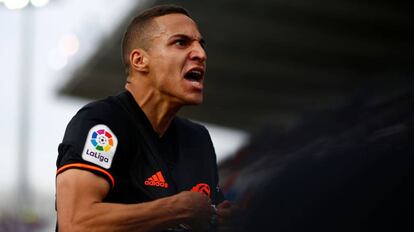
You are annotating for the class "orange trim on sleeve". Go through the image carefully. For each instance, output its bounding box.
[57,163,115,188]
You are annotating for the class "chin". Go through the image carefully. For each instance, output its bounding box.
[184,96,203,106]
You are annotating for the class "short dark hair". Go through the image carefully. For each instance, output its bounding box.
[121,4,191,75]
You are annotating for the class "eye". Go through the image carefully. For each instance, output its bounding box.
[174,39,188,47]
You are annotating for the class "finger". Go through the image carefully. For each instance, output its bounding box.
[218,200,232,209]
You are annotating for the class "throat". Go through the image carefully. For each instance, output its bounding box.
[126,82,180,136]
[140,101,180,137]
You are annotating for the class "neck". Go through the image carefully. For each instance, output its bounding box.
[125,82,180,137]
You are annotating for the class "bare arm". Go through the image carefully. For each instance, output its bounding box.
[56,169,214,232]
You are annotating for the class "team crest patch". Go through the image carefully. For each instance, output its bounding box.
[82,124,118,169]
[191,183,211,198]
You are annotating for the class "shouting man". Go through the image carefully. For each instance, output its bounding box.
[56,4,232,232]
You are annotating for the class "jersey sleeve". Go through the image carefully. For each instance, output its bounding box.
[56,102,124,188]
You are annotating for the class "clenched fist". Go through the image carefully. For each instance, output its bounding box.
[170,191,216,231]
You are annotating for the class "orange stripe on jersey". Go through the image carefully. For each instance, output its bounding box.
[56,163,115,188]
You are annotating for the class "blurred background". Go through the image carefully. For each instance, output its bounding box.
[0,0,412,231]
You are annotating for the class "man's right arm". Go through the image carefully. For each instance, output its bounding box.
[56,169,214,232]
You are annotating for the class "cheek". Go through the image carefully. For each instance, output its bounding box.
[148,50,187,84]
[162,58,186,81]
[154,53,179,71]
[149,56,168,78]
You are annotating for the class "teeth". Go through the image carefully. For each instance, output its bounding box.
[189,70,201,76]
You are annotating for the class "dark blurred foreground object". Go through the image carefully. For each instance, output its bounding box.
[220,83,414,231]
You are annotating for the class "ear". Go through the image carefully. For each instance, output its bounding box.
[130,48,149,73]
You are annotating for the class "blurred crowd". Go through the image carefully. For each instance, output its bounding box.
[219,77,414,231]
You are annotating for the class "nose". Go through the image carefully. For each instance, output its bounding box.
[189,41,207,63]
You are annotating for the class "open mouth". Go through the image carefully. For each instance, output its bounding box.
[184,68,204,82]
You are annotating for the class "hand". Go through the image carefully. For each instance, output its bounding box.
[216,200,238,231]
[172,191,215,231]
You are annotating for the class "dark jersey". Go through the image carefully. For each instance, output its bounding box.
[56,91,224,229]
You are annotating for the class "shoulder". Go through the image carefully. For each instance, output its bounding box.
[62,94,134,148]
[66,94,132,133]
[74,95,125,122]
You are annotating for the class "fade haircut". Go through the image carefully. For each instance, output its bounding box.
[121,4,191,75]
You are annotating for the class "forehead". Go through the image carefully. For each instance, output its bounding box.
[151,13,202,39]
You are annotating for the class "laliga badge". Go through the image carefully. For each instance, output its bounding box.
[82,124,118,169]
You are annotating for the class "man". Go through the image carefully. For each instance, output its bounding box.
[56,4,232,232]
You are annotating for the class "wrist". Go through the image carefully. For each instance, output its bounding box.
[163,194,192,225]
